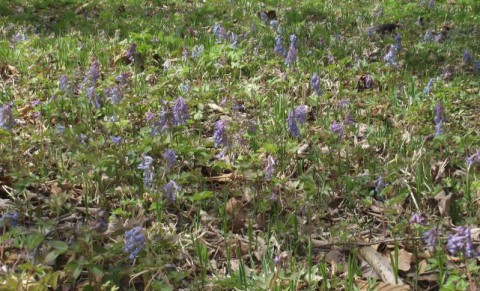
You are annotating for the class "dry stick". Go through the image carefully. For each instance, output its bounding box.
[465,260,476,291]
[311,235,450,248]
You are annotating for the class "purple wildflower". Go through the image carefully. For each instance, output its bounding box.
[111,136,123,144]
[82,59,100,89]
[115,72,128,84]
[172,97,189,126]
[213,120,228,147]
[138,156,154,189]
[463,50,473,65]
[269,20,279,30]
[467,150,480,166]
[474,61,480,74]
[286,105,308,138]
[446,227,478,258]
[290,35,298,48]
[125,42,138,63]
[330,122,344,139]
[423,227,438,249]
[0,211,19,228]
[434,102,444,136]
[59,75,69,91]
[409,213,425,225]
[163,149,177,169]
[146,111,155,122]
[191,45,204,59]
[384,44,399,67]
[364,75,373,89]
[343,113,356,125]
[151,100,174,135]
[86,86,102,108]
[285,43,297,66]
[11,32,27,44]
[212,23,228,42]
[423,29,433,42]
[124,227,146,260]
[373,176,387,200]
[259,11,269,24]
[105,86,123,105]
[423,78,436,95]
[274,36,287,56]
[56,124,65,134]
[182,83,189,93]
[0,104,15,131]
[394,34,402,49]
[164,180,179,203]
[311,73,321,95]
[265,156,276,181]
[429,0,435,10]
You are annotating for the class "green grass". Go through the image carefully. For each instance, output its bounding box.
[0,0,479,290]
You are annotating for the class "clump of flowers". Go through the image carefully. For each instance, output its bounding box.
[264,156,276,181]
[105,86,123,105]
[409,213,425,225]
[164,180,179,203]
[466,150,480,166]
[191,45,204,59]
[330,122,344,139]
[59,75,70,92]
[311,73,321,96]
[111,136,123,144]
[137,156,154,189]
[423,78,436,95]
[0,211,19,228]
[81,59,102,108]
[423,227,438,249]
[286,105,308,138]
[434,102,444,136]
[423,29,433,42]
[213,120,228,147]
[163,149,177,169]
[150,97,190,135]
[285,34,298,66]
[172,97,189,126]
[274,35,287,57]
[125,42,138,63]
[446,226,478,258]
[0,104,15,131]
[463,50,473,65]
[383,44,400,67]
[124,227,146,260]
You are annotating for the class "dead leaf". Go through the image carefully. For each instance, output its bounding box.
[434,190,451,216]
[355,279,411,291]
[226,197,241,217]
[0,64,20,80]
[359,246,405,285]
[392,249,413,272]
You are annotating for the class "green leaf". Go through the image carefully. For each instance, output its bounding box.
[191,191,213,201]
[50,240,69,252]
[44,250,61,264]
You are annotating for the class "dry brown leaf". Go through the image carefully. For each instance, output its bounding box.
[359,246,404,285]
[392,249,413,272]
[206,173,233,182]
[207,103,226,113]
[434,190,451,216]
[0,64,20,79]
[355,279,411,291]
[226,197,241,216]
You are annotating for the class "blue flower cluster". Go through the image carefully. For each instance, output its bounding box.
[124,227,146,260]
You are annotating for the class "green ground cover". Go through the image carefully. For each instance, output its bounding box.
[0,0,479,289]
